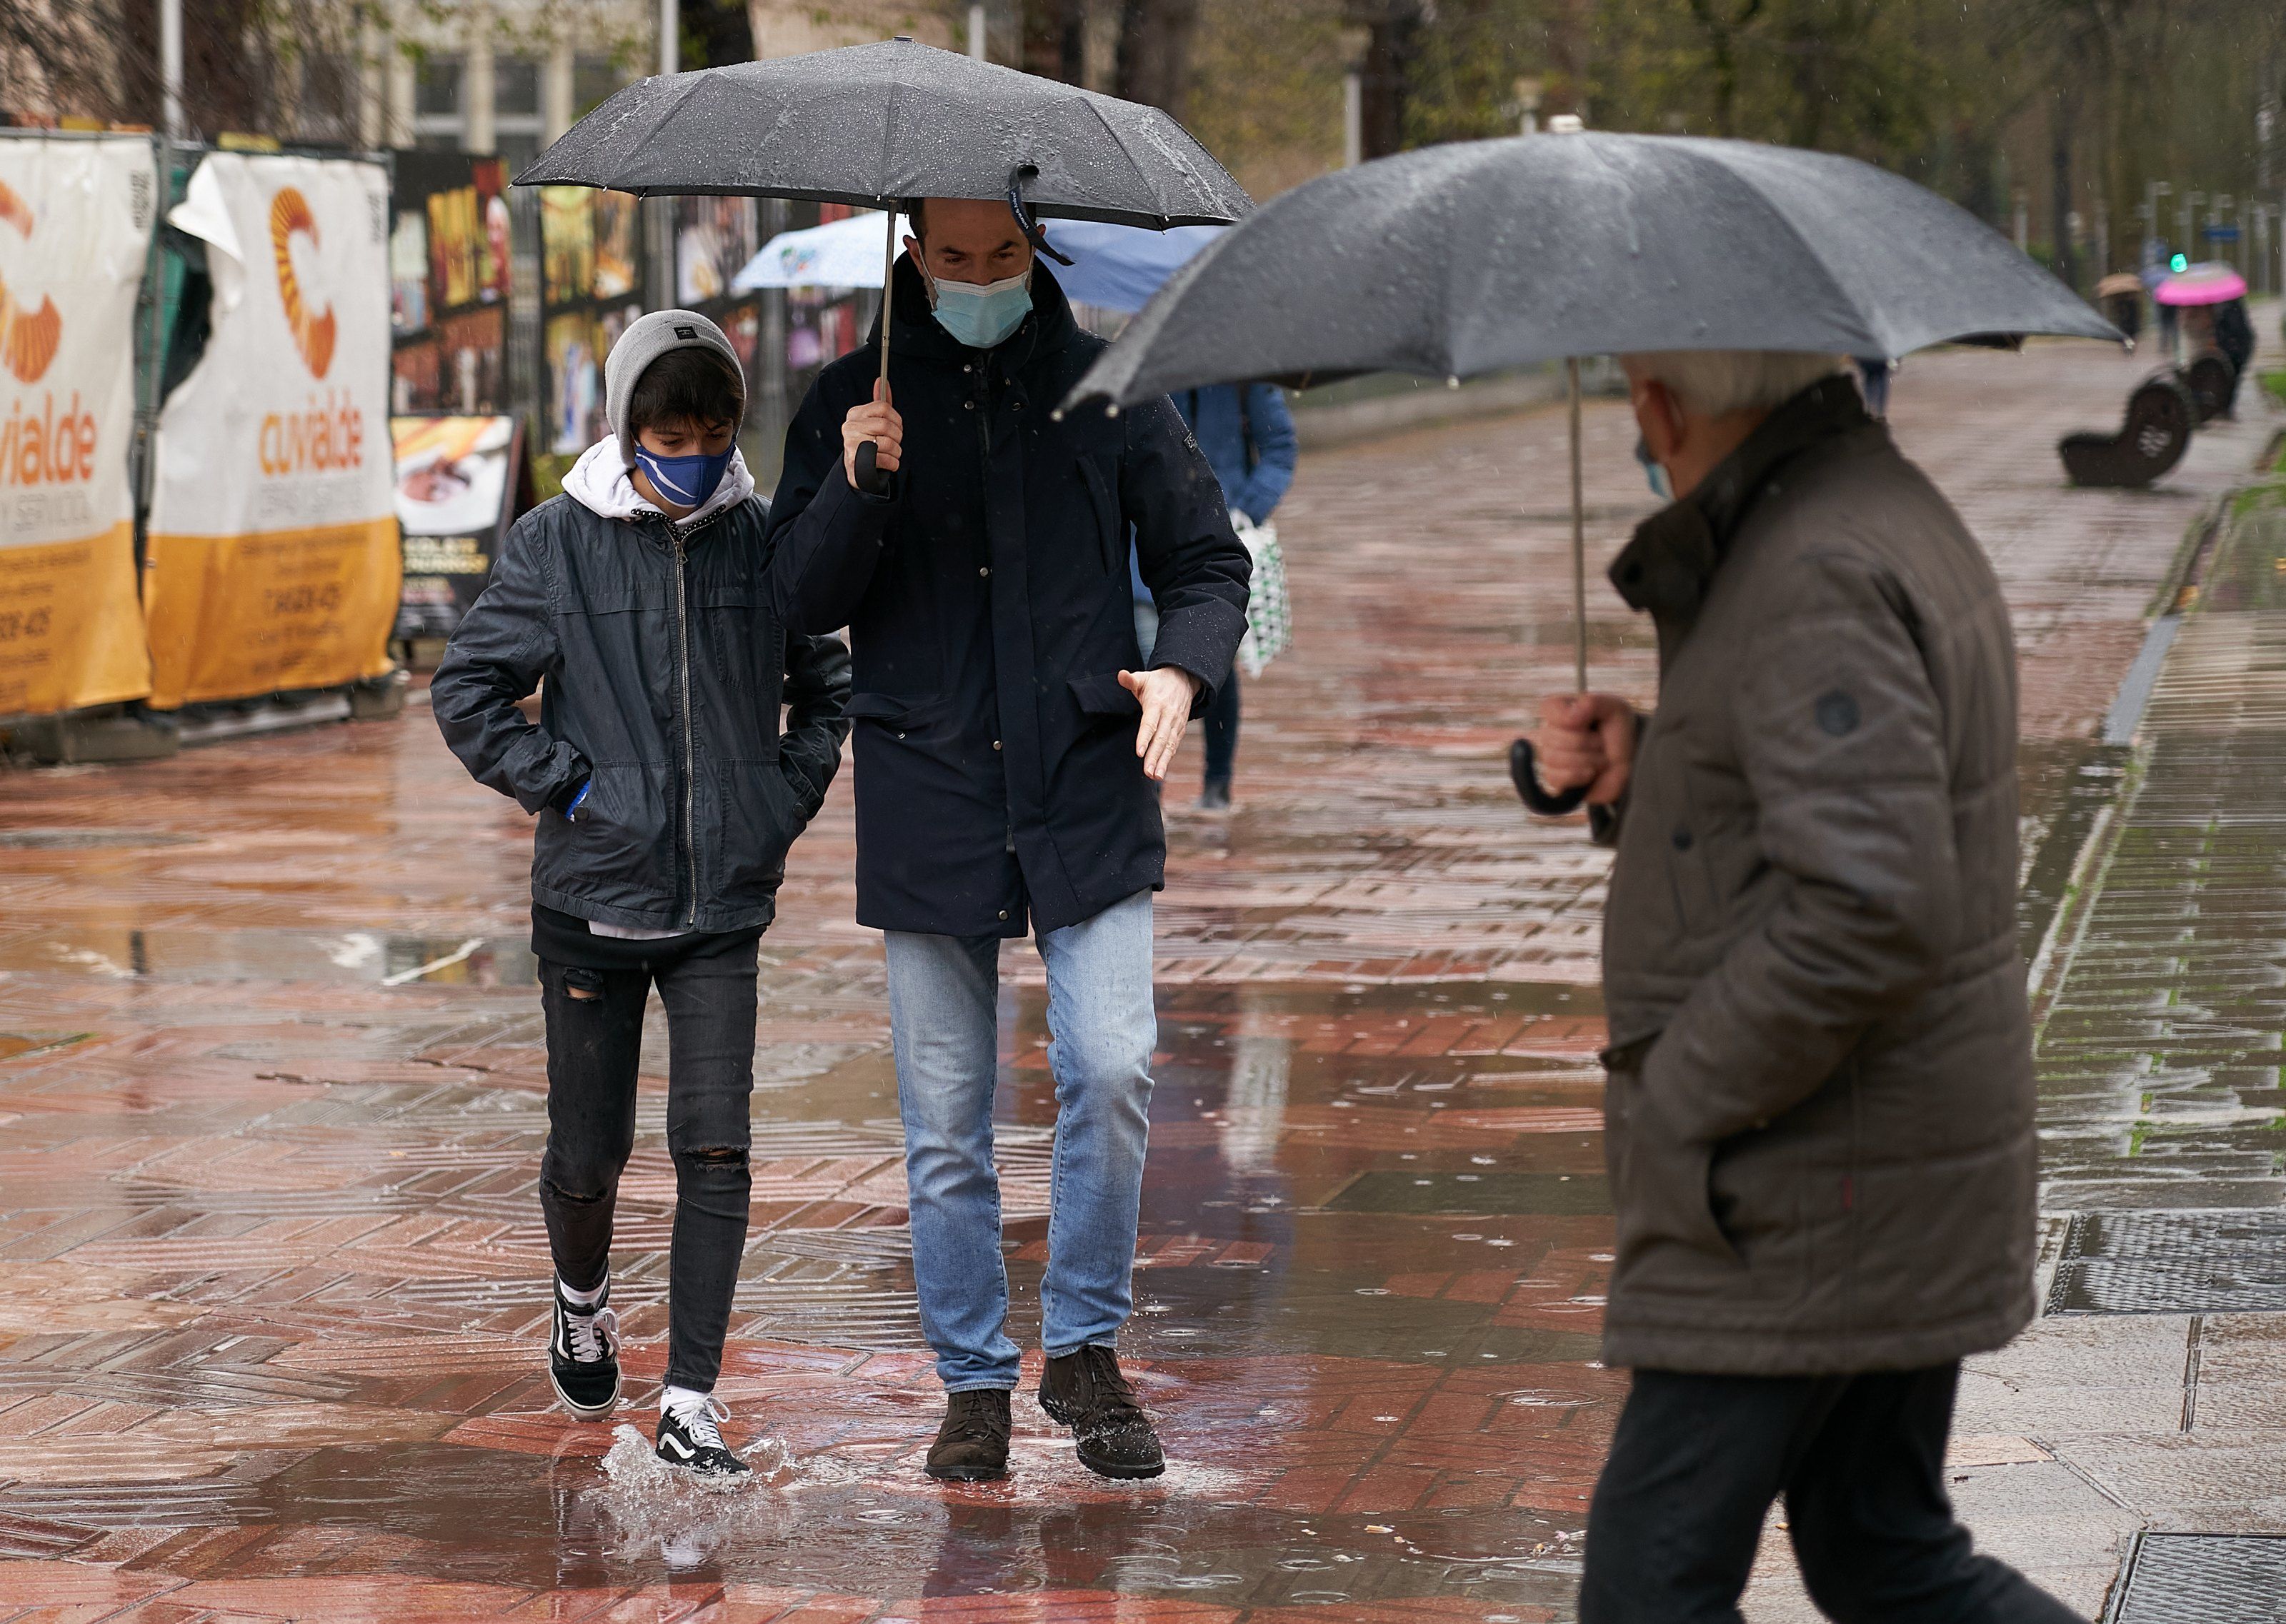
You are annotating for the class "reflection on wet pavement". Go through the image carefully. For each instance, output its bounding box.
[2033,483,2286,1219]
[0,343,2265,1620]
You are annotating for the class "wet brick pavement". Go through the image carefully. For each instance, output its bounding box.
[0,338,2277,1621]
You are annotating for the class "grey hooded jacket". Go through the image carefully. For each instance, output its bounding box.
[1596,374,2037,1376]
[432,478,852,934]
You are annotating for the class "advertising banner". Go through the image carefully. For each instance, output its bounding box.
[0,134,156,718]
[540,185,642,453]
[388,152,511,414]
[391,413,526,640]
[674,196,765,405]
[144,153,397,708]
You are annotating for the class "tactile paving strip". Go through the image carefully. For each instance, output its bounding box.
[2112,1533,2286,1623]
[2047,1210,2286,1314]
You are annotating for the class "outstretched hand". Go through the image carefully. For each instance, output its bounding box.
[1121,666,1203,782]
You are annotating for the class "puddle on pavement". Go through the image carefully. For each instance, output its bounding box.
[0,926,538,988]
[0,978,1608,1606]
[236,1435,1580,1608]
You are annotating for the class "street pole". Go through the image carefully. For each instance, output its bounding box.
[159,0,184,140]
[1343,72,1363,168]
[968,4,987,59]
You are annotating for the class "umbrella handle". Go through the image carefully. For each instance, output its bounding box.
[854,439,893,496]
[1509,738,1588,817]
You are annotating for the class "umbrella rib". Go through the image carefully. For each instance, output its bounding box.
[1079,97,1172,227]
[1718,154,1890,358]
[876,61,905,209]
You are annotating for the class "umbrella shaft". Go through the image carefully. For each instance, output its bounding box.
[1567,357,1587,693]
[878,207,897,387]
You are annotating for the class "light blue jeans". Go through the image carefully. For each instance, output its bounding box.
[884,889,1157,1391]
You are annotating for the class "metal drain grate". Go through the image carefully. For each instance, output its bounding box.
[2047,1210,2286,1315]
[2112,1533,2286,1623]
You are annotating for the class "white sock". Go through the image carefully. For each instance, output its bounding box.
[559,1275,607,1310]
[661,1383,712,1416]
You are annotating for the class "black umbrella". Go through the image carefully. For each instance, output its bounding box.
[519,35,1249,487]
[1059,130,2120,810]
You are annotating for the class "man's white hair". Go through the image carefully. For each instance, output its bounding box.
[1621,349,1850,417]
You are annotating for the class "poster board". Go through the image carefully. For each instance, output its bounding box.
[143,152,398,708]
[391,413,526,640]
[0,133,157,718]
[675,196,766,406]
[389,151,510,414]
[540,185,642,454]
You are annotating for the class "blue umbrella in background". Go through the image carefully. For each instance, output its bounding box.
[1042,220,1225,312]
[734,211,1222,312]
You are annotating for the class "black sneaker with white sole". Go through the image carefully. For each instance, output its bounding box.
[656,1393,752,1483]
[548,1280,620,1420]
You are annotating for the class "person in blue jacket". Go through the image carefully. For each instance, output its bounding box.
[1132,383,1299,811]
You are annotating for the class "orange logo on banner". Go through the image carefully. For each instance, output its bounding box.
[0,179,63,384]
[269,187,336,379]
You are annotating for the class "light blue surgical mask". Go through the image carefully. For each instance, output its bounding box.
[634,443,734,511]
[927,266,1033,349]
[1633,436,1672,502]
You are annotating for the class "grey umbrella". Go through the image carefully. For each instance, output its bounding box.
[519,36,1249,487]
[1060,130,2120,810]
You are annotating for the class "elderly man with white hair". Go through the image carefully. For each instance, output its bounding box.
[1533,353,2079,1623]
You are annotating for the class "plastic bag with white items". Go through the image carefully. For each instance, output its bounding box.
[1231,511,1290,679]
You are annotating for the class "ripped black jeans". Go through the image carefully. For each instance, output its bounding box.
[537,942,758,1393]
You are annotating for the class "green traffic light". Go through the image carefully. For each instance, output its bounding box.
[2170,254,2188,273]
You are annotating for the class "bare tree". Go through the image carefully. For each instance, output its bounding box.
[1114,0,1199,117]
[1024,0,1087,84]
[1,0,133,124]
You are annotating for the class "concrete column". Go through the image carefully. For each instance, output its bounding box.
[384,28,416,148]
[465,10,496,154]
[543,39,574,142]
[357,14,386,148]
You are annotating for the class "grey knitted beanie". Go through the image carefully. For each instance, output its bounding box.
[604,309,745,466]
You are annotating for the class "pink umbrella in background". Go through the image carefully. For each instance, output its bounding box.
[2155,263,2247,306]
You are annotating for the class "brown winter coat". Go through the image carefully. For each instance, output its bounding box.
[1597,374,2037,1375]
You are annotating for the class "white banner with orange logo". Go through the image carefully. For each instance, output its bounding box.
[0,134,156,718]
[144,153,397,708]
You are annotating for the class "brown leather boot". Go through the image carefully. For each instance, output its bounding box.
[1038,1345,1165,1479]
[924,1388,1012,1482]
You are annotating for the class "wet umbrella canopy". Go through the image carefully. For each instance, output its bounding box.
[516,36,1249,227]
[1062,129,2119,813]
[1065,131,2117,408]
[519,35,1249,489]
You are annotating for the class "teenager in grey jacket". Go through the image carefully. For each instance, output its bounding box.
[434,309,850,1482]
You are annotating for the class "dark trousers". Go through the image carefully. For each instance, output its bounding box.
[1581,1364,2081,1624]
[1202,671,1239,788]
[536,943,758,1392]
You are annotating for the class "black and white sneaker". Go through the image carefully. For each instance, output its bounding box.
[547,1280,620,1420]
[656,1392,752,1485]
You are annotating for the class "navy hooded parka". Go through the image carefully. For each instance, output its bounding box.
[763,256,1249,938]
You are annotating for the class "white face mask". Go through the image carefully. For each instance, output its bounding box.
[924,266,1034,349]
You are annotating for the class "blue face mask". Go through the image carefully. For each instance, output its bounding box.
[927,266,1032,349]
[634,442,734,511]
[1633,436,1672,502]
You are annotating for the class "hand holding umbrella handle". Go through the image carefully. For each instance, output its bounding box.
[853,439,893,496]
[1509,738,1588,817]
